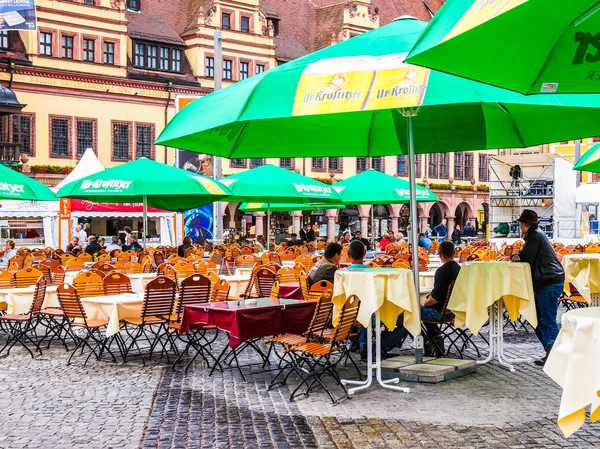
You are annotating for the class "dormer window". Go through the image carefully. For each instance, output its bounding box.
[133,40,183,73]
[127,0,140,12]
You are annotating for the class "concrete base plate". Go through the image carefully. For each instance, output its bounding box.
[381,356,477,383]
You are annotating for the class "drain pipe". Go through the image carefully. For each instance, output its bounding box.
[164,81,173,164]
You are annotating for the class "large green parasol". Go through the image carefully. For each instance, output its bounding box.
[0,164,56,201]
[240,202,344,212]
[407,0,600,95]
[574,143,600,173]
[57,158,231,246]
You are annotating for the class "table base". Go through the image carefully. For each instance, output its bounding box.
[478,298,532,372]
[341,310,410,395]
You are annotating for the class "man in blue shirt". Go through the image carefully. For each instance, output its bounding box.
[417,233,432,252]
[433,219,447,241]
[123,236,143,252]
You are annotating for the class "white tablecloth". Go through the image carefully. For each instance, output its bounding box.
[80,293,144,337]
[127,273,156,295]
[545,308,600,437]
[0,285,59,314]
[221,275,251,299]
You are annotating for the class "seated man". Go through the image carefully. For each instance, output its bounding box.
[417,233,432,252]
[351,231,370,250]
[66,236,82,255]
[347,240,367,269]
[104,236,122,254]
[307,242,342,286]
[380,241,461,357]
[287,233,303,246]
[123,236,143,252]
[85,236,103,256]
[0,240,17,268]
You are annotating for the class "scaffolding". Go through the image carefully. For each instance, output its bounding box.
[489,154,577,239]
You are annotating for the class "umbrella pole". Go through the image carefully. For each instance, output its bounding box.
[406,114,424,364]
[267,203,271,250]
[143,195,148,250]
[371,203,375,250]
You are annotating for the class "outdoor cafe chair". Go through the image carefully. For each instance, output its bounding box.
[124,261,143,274]
[96,254,111,262]
[392,260,410,270]
[299,273,310,301]
[15,267,44,289]
[38,258,60,268]
[103,272,133,296]
[285,294,360,404]
[92,262,116,273]
[171,274,219,371]
[305,280,333,302]
[157,263,177,283]
[235,255,258,268]
[49,265,66,286]
[142,260,153,273]
[265,289,334,390]
[219,256,236,276]
[65,258,85,272]
[306,243,316,253]
[295,255,313,271]
[316,241,326,251]
[270,281,280,299]
[276,266,300,285]
[8,255,24,270]
[281,249,296,262]
[57,283,117,366]
[0,279,47,359]
[73,271,105,298]
[23,255,34,268]
[365,261,380,268]
[240,245,254,255]
[173,261,195,278]
[194,260,217,275]
[210,279,230,302]
[208,250,224,265]
[78,252,93,262]
[255,268,277,298]
[121,276,177,364]
[0,269,15,289]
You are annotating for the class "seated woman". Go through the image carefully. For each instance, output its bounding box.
[307,242,342,286]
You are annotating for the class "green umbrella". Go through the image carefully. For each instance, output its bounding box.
[333,170,437,245]
[406,0,600,95]
[218,164,340,244]
[240,202,344,212]
[57,158,231,247]
[574,143,600,173]
[0,164,56,201]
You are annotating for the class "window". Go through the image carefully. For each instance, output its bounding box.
[103,41,114,64]
[256,64,265,74]
[172,49,182,72]
[250,158,264,168]
[160,47,169,70]
[454,153,465,180]
[371,157,383,172]
[223,59,232,80]
[127,0,140,11]
[136,124,154,159]
[205,56,214,78]
[83,39,95,62]
[279,158,293,169]
[478,154,490,181]
[415,155,422,178]
[84,0,95,4]
[61,35,73,59]
[230,159,247,169]
[356,157,368,173]
[440,153,449,179]
[50,117,70,158]
[397,156,407,176]
[271,19,280,36]
[241,16,250,33]
[12,115,33,156]
[427,154,437,179]
[464,153,474,180]
[222,12,231,30]
[40,32,52,56]
[134,43,145,66]
[112,122,131,161]
[147,45,157,69]
[76,119,96,157]
[312,157,325,172]
[0,31,9,49]
[329,157,341,173]
[240,62,249,80]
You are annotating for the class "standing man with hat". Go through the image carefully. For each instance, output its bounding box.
[511,210,564,367]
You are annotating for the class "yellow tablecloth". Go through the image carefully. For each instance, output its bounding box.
[562,254,600,303]
[333,268,420,337]
[80,293,144,337]
[447,262,537,335]
[0,285,59,315]
[221,275,251,299]
[544,307,600,437]
[419,272,435,289]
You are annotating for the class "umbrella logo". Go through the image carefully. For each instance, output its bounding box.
[293,182,332,196]
[0,182,25,195]
[395,188,430,198]
[80,179,132,192]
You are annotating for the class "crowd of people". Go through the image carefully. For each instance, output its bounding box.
[64,224,144,257]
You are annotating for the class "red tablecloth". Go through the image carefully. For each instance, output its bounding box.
[279,283,303,300]
[180,298,316,348]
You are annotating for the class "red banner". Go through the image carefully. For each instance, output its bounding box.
[70,200,165,213]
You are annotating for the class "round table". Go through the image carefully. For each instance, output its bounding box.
[561,254,600,306]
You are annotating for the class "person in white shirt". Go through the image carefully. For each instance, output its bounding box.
[0,240,17,268]
[74,225,87,248]
[104,236,122,254]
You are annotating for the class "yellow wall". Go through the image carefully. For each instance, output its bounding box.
[552,139,598,183]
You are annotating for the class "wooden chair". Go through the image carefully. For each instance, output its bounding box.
[173,261,195,278]
[240,245,254,255]
[256,268,277,297]
[8,255,24,270]
[0,279,47,358]
[73,271,104,298]
[153,250,165,267]
[299,272,310,301]
[49,265,66,286]
[157,263,177,283]
[78,252,93,262]
[206,271,220,286]
[56,283,116,366]
[123,261,143,274]
[122,276,177,364]
[281,249,296,262]
[270,281,280,299]
[219,255,236,276]
[194,260,217,275]
[38,258,60,268]
[142,260,153,273]
[277,266,300,285]
[92,262,116,274]
[365,261,380,268]
[103,272,133,296]
[15,267,44,288]
[286,294,360,404]
[210,278,230,302]
[0,269,15,289]
[65,258,85,272]
[392,260,410,270]
[306,280,334,302]
[117,253,132,264]
[235,255,258,269]
[96,254,111,262]
[208,251,224,265]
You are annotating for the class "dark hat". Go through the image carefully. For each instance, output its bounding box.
[517,209,539,226]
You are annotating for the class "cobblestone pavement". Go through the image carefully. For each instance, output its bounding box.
[0,316,598,449]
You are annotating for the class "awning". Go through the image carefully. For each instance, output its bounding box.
[70,200,172,218]
[575,183,600,204]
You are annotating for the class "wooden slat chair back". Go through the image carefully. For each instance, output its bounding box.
[277,266,300,285]
[392,260,410,270]
[270,281,280,299]
[97,254,111,262]
[136,250,150,263]
[104,272,133,296]
[23,255,34,268]
[585,243,600,254]
[27,278,48,316]
[281,249,296,262]
[38,258,60,268]
[186,254,202,262]
[37,265,53,285]
[194,260,217,275]
[305,289,334,338]
[175,274,211,321]
[142,260,153,273]
[206,271,220,286]
[209,250,224,265]
[124,261,143,274]
[210,278,230,302]
[57,283,91,326]
[316,241,326,250]
[173,261,195,278]
[256,268,277,298]
[92,262,117,274]
[140,276,177,324]
[49,265,66,286]
[183,247,195,258]
[306,243,316,253]
[220,256,236,276]
[109,249,121,258]
[306,280,334,302]
[153,251,165,266]
[240,245,254,255]
[328,295,361,344]
[65,258,85,272]
[268,252,282,265]
[299,272,310,300]
[235,255,258,268]
[293,262,307,274]
[78,252,93,262]
[73,271,105,298]
[8,255,24,270]
[117,253,132,264]
[365,261,380,268]
[0,269,15,289]
[230,247,242,258]
[372,257,386,266]
[15,267,44,288]
[295,255,314,271]
[157,263,177,283]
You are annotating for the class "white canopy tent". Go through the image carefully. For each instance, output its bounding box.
[576,183,600,204]
[53,148,105,192]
